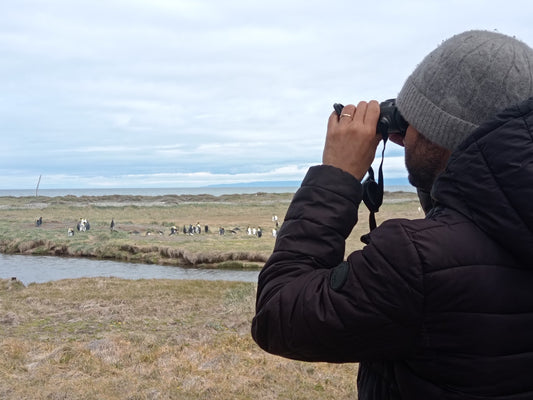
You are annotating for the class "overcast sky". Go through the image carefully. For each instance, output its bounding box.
[1,0,531,189]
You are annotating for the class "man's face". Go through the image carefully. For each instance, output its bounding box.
[403,126,451,192]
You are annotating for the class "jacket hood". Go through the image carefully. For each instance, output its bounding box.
[432,97,533,264]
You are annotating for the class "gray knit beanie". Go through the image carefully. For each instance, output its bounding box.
[396,30,533,151]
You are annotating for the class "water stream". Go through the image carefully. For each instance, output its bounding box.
[0,254,260,285]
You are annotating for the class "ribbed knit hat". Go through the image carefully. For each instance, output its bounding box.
[396,30,533,151]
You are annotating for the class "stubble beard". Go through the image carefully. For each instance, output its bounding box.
[405,135,451,192]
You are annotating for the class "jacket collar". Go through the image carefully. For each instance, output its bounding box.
[431,97,533,264]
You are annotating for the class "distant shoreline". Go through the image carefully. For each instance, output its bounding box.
[0,184,415,198]
[0,186,301,198]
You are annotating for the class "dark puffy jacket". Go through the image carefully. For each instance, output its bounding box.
[252,98,533,399]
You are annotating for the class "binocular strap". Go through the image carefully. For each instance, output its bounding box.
[361,138,387,244]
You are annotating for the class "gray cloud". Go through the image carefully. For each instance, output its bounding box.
[1,0,531,188]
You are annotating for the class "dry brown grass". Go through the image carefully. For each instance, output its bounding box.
[1,277,359,399]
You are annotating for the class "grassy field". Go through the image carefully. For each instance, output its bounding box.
[0,191,421,268]
[1,277,360,399]
[0,191,421,399]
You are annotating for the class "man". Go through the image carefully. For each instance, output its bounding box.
[251,30,533,399]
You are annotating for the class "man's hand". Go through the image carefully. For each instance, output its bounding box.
[322,100,382,181]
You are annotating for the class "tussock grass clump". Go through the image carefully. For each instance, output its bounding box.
[0,278,25,292]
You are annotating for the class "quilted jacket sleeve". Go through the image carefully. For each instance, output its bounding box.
[251,165,424,362]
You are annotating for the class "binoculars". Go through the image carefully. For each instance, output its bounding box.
[333,99,408,138]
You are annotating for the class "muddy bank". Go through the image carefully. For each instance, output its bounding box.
[0,238,267,269]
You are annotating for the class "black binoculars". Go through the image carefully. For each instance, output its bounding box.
[333,99,408,138]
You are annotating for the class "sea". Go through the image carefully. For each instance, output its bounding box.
[0,184,415,197]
